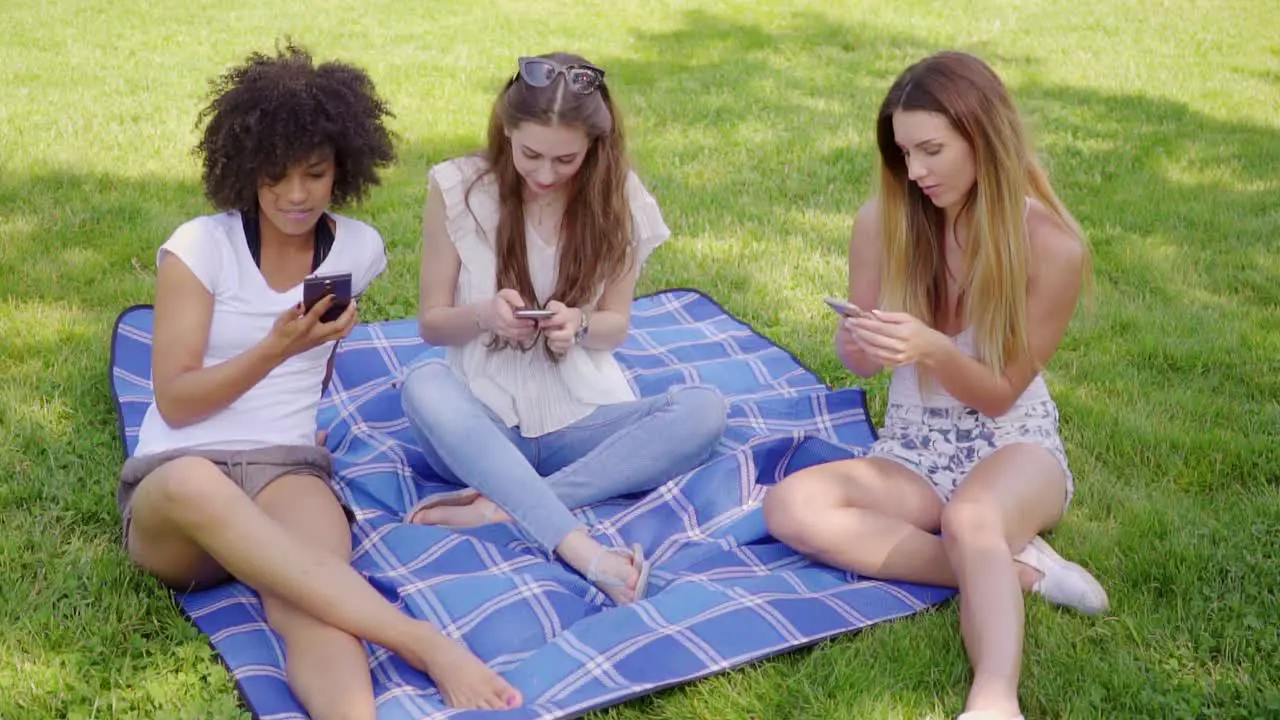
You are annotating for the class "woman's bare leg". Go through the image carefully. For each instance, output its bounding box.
[253,474,377,720]
[940,444,1067,719]
[126,456,521,710]
[766,457,953,583]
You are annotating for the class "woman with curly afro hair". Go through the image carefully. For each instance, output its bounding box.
[116,44,521,715]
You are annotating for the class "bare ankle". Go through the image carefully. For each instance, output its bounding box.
[1014,561,1041,592]
[966,675,1021,717]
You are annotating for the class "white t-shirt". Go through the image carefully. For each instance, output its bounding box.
[133,210,387,457]
[431,156,671,437]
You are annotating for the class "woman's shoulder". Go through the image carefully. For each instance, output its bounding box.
[156,212,242,290]
[327,212,376,238]
[327,213,387,292]
[330,212,384,246]
[167,211,237,242]
[853,197,882,225]
[159,211,243,260]
[848,197,883,250]
[623,168,649,192]
[429,154,493,191]
[1024,197,1084,268]
[623,169,661,209]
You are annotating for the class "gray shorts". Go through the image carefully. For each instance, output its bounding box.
[117,445,337,548]
[867,400,1074,510]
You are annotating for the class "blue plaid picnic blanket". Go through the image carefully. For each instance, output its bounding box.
[109,289,954,720]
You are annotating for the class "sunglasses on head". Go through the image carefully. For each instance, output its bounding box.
[516,56,605,95]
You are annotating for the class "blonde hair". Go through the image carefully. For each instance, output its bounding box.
[875,51,1089,381]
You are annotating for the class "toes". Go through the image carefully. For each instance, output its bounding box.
[492,679,521,708]
[504,686,523,708]
[479,690,504,710]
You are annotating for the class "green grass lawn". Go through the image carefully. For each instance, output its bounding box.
[2,0,1277,717]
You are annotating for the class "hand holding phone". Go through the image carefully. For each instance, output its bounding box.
[824,296,869,318]
[483,289,539,343]
[303,272,353,324]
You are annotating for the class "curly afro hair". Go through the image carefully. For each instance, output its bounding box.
[195,42,396,212]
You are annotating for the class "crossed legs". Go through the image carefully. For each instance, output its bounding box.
[125,457,522,715]
[764,445,1071,719]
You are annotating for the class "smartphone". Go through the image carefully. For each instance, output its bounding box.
[823,296,868,318]
[513,308,555,320]
[302,272,353,323]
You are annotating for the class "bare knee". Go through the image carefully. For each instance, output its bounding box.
[145,456,238,528]
[940,499,1007,552]
[764,470,834,551]
[127,458,234,589]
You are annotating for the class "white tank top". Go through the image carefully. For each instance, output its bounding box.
[888,198,1051,413]
[886,325,1052,412]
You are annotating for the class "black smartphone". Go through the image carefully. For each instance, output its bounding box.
[302,272,353,323]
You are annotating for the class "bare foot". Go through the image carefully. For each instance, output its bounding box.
[399,625,522,710]
[412,496,510,528]
[586,548,641,605]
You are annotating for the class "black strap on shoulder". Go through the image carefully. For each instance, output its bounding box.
[312,214,335,271]
[241,211,335,272]
[242,210,263,268]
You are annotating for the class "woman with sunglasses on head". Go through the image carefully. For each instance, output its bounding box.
[117,44,521,715]
[400,52,726,606]
[764,52,1108,720]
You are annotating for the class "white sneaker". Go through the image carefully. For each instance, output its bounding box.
[1015,536,1109,615]
[956,712,1025,720]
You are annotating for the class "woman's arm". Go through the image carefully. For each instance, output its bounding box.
[416,179,487,346]
[855,203,1085,416]
[540,259,635,355]
[151,253,352,428]
[416,178,537,347]
[838,200,887,378]
[580,259,637,351]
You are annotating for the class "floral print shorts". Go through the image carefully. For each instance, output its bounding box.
[867,400,1074,510]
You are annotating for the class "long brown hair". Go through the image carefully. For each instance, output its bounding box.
[875,51,1089,380]
[467,52,631,353]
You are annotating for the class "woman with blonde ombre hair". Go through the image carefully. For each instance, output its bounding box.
[765,51,1108,720]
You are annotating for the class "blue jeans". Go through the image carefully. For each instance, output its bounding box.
[400,363,727,550]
